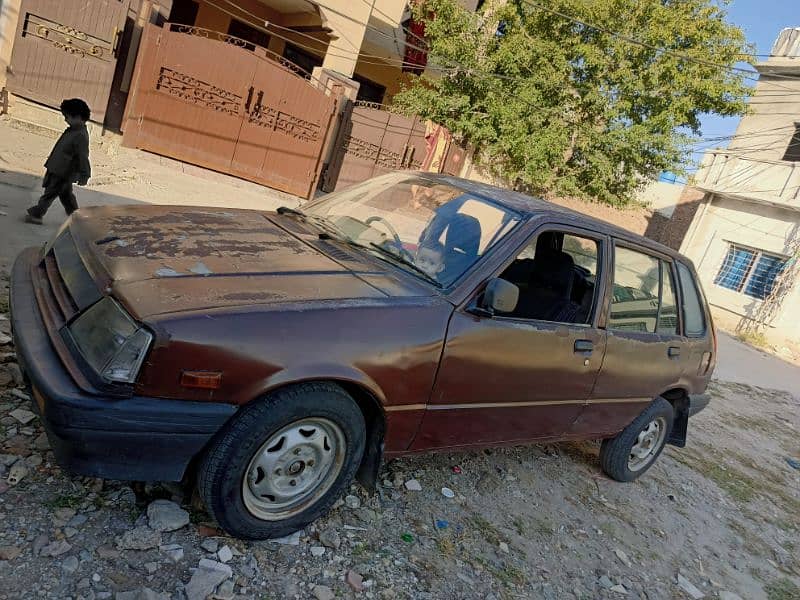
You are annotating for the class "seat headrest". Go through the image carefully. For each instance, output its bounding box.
[445,213,481,259]
[531,250,574,298]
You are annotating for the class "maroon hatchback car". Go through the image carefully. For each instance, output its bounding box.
[10,173,715,539]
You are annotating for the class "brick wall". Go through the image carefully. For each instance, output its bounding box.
[644,186,706,250]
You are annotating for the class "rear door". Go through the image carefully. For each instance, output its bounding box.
[571,242,692,438]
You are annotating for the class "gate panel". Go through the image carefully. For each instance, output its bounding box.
[371,112,417,179]
[8,0,128,122]
[407,117,428,170]
[131,26,257,174]
[233,58,337,198]
[330,104,444,191]
[341,106,391,190]
[260,76,338,198]
[123,24,337,199]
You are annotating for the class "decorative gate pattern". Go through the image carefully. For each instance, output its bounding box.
[122,24,338,199]
[324,103,429,192]
[7,0,128,122]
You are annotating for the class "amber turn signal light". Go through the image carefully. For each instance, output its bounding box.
[180,371,222,389]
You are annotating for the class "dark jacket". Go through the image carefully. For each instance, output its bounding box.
[45,124,91,182]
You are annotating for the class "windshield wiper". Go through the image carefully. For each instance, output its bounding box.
[276,206,306,217]
[277,207,347,240]
[363,241,441,287]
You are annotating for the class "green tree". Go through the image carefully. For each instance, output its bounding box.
[394,0,752,206]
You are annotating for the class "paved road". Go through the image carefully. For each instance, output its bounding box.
[714,331,800,398]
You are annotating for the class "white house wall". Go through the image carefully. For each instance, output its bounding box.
[682,194,800,340]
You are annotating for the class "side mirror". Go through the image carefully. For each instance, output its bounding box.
[471,277,519,316]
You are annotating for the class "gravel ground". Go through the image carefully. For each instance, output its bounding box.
[0,272,798,600]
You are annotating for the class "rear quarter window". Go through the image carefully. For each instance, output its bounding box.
[677,262,706,336]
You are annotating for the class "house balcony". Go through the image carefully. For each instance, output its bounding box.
[693,150,800,211]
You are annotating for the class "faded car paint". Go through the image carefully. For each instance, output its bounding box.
[20,173,715,467]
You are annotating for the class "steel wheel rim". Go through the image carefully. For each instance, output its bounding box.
[628,416,667,472]
[242,417,346,521]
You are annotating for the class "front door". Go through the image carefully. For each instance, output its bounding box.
[571,243,691,438]
[411,227,608,450]
[8,0,129,122]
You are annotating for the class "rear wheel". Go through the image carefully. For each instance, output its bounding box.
[600,397,673,482]
[198,382,365,539]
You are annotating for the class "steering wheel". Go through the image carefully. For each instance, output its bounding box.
[365,216,414,261]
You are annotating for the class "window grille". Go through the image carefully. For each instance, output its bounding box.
[714,244,787,300]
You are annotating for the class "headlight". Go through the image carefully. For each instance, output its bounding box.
[67,297,152,384]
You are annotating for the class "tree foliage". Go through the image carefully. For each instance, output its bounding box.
[393,0,752,206]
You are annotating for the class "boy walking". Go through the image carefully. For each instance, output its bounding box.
[25,98,92,224]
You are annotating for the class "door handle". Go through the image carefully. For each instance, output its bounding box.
[244,87,254,113]
[574,340,593,353]
[668,346,681,358]
[112,28,122,58]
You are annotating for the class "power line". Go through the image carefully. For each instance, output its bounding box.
[208,0,535,82]
[217,0,800,95]
[202,0,457,74]
[694,124,797,143]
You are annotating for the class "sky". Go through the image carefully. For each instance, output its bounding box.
[697,0,799,146]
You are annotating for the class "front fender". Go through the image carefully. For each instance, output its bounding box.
[243,363,388,407]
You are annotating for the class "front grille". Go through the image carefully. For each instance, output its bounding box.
[31,234,105,393]
[43,253,78,321]
[52,231,102,310]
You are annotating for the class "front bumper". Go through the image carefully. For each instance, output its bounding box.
[10,247,237,482]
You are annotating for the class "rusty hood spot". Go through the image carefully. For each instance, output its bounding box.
[67,205,429,319]
[70,205,330,283]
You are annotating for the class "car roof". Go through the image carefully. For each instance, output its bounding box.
[416,172,686,261]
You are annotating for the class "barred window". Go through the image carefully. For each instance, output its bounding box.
[782,123,800,162]
[714,244,787,300]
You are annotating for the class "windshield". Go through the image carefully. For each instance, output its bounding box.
[304,174,522,287]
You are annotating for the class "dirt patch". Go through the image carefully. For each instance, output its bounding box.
[0,274,798,598]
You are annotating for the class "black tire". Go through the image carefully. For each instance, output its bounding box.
[198,382,366,539]
[600,397,673,482]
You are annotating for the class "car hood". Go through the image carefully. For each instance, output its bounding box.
[69,205,430,318]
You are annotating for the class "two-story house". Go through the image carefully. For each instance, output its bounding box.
[684,27,800,348]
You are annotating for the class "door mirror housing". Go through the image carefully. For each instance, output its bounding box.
[471,277,519,316]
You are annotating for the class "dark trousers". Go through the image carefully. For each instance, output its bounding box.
[28,173,78,218]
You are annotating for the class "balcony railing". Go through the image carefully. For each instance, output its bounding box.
[694,150,800,207]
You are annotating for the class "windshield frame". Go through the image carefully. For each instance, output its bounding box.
[302,174,525,290]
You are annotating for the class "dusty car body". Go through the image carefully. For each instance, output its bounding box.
[11,173,714,539]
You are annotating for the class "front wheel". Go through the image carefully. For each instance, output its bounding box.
[197,383,366,539]
[599,397,673,482]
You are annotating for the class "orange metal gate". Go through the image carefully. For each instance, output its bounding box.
[7,0,129,123]
[122,24,338,199]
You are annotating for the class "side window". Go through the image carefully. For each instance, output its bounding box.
[609,247,660,333]
[677,262,706,336]
[497,231,600,325]
[657,262,679,335]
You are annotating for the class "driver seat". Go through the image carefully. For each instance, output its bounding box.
[441,213,481,283]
